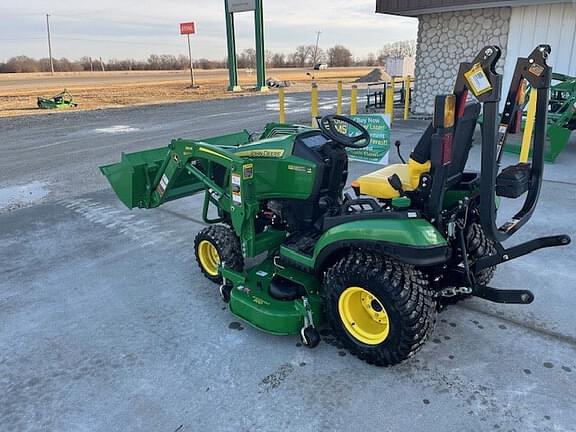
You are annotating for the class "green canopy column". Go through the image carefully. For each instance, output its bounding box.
[225,0,267,92]
[225,0,241,92]
[254,0,267,92]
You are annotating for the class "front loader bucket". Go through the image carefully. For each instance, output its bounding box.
[101,130,252,209]
[100,147,170,209]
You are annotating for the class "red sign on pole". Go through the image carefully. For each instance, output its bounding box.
[180,22,196,35]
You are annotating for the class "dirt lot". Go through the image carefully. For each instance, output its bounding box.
[0,67,374,118]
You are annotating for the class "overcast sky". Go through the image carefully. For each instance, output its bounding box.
[0,0,417,62]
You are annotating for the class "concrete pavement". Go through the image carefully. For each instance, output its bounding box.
[1,95,575,432]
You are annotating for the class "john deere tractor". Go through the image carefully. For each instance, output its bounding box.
[102,45,570,365]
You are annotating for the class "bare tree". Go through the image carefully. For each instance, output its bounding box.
[1,56,41,73]
[292,45,315,67]
[265,50,274,66]
[378,40,417,62]
[365,53,377,67]
[270,53,286,68]
[237,48,257,69]
[311,48,325,66]
[327,45,353,67]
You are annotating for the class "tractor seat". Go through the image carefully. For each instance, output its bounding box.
[352,158,431,199]
[352,102,481,200]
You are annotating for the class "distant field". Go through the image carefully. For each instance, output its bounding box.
[0,67,374,117]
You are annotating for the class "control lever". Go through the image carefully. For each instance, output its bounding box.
[395,140,406,163]
[388,174,405,196]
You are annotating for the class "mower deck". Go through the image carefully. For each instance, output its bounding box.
[223,258,323,336]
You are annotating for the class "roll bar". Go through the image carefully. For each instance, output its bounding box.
[479,45,551,243]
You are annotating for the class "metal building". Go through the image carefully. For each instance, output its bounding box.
[376,0,576,113]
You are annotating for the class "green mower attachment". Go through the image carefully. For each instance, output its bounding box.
[37,89,78,109]
[102,46,570,366]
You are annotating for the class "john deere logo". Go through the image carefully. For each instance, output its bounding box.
[236,149,285,158]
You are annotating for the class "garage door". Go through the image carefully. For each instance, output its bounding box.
[503,2,576,101]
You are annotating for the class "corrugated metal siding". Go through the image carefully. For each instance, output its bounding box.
[377,0,507,14]
[503,2,576,97]
[376,0,565,15]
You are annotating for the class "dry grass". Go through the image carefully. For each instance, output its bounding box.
[0,67,374,118]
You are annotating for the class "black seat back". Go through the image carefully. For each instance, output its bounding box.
[410,103,480,185]
[446,103,481,186]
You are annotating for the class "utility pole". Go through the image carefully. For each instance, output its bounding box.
[46,14,54,75]
[312,31,322,67]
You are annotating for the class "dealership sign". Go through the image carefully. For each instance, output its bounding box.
[345,114,391,165]
[227,0,256,13]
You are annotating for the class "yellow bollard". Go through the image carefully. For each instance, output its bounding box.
[311,83,319,127]
[337,80,343,115]
[385,80,395,125]
[278,87,286,124]
[520,88,538,163]
[403,76,411,121]
[350,85,358,116]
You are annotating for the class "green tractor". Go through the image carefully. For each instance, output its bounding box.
[101,45,570,365]
[37,89,78,110]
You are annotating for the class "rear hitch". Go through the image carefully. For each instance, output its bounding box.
[475,234,571,271]
[474,285,534,304]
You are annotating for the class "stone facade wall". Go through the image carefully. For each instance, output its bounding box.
[413,7,512,114]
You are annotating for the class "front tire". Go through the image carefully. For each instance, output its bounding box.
[194,225,243,284]
[324,252,436,366]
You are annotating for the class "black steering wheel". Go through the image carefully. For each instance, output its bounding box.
[318,114,370,149]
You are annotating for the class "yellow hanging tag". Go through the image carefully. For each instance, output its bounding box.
[465,63,493,97]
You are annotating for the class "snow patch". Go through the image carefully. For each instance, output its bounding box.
[0,181,49,213]
[94,125,140,134]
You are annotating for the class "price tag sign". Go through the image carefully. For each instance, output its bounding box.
[465,63,492,97]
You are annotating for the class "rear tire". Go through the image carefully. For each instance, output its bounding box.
[466,222,497,286]
[323,252,436,366]
[194,225,244,284]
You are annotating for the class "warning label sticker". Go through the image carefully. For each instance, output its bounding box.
[528,63,545,77]
[465,63,492,97]
[156,174,169,197]
[231,173,242,205]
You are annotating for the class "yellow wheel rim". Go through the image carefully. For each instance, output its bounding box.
[338,287,390,345]
[198,240,221,276]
